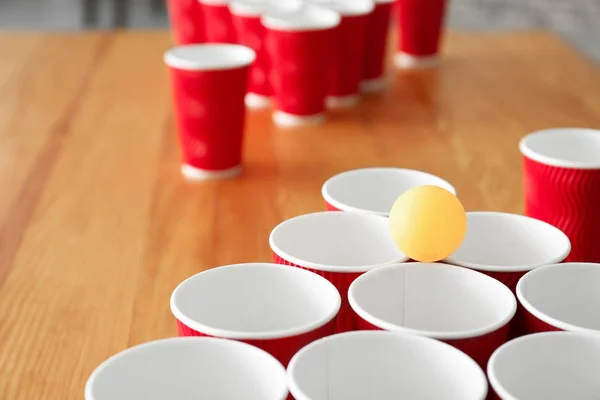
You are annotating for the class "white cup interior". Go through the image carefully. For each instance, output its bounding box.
[445,212,571,272]
[269,212,407,272]
[261,3,341,31]
[322,168,456,216]
[517,263,600,332]
[307,0,375,15]
[288,331,488,400]
[349,263,516,339]
[230,0,268,16]
[163,44,256,71]
[85,337,288,400]
[171,263,341,339]
[519,128,600,169]
[488,332,600,400]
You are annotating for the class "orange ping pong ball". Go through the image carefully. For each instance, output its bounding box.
[389,185,467,263]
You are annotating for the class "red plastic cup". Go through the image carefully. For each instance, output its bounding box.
[167,0,206,45]
[516,262,600,335]
[198,0,238,43]
[230,0,273,109]
[445,212,571,293]
[164,44,255,180]
[349,262,516,369]
[394,0,448,69]
[170,263,340,366]
[288,331,488,400]
[269,211,408,333]
[444,212,571,339]
[361,0,394,93]
[310,0,374,109]
[520,128,600,263]
[322,167,455,217]
[85,337,288,400]
[488,332,600,400]
[262,3,341,127]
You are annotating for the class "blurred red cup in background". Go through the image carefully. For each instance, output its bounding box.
[199,0,238,43]
[488,332,600,400]
[167,0,206,45]
[361,0,394,93]
[287,331,488,400]
[349,262,516,369]
[230,0,273,109]
[516,262,600,335]
[269,211,407,333]
[171,263,341,366]
[85,337,288,400]
[322,167,455,217]
[262,3,341,127]
[520,128,600,263]
[309,0,374,109]
[394,0,448,69]
[164,44,255,180]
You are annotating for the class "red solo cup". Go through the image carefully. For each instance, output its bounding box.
[230,0,273,109]
[361,0,394,93]
[171,263,341,366]
[262,3,341,127]
[167,0,206,45]
[488,332,600,400]
[394,0,448,69]
[445,212,571,293]
[520,128,600,263]
[349,262,516,369]
[269,211,407,333]
[287,331,488,400]
[322,167,455,217]
[309,0,374,109]
[516,262,600,335]
[198,0,238,43]
[164,44,255,180]
[85,337,288,400]
[444,212,570,339]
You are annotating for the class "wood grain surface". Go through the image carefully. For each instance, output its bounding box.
[0,30,598,399]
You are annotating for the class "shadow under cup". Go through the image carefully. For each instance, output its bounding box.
[170,263,341,366]
[348,263,517,369]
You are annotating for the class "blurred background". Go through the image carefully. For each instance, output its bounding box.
[0,0,598,62]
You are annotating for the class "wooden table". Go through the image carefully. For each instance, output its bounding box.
[0,30,598,399]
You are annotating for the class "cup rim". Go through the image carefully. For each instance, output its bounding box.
[269,211,409,272]
[487,331,600,400]
[516,262,600,333]
[262,4,341,31]
[348,262,517,340]
[85,337,288,400]
[321,167,456,217]
[519,127,600,170]
[170,263,342,339]
[287,331,488,400]
[444,211,571,272]
[311,0,375,16]
[163,44,256,71]
[229,0,268,16]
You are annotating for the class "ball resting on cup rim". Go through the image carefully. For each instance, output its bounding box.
[273,110,326,127]
[181,164,242,181]
[394,52,439,69]
[326,94,360,109]
[245,92,272,109]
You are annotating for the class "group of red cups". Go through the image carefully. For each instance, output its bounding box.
[86,127,600,400]
[163,0,449,180]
